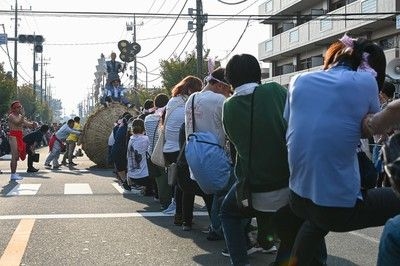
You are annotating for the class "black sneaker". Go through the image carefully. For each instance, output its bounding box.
[27,167,39,173]
[221,245,263,257]
[122,182,131,191]
[68,162,78,166]
[207,229,223,241]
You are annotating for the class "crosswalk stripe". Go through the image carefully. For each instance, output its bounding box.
[64,183,93,194]
[6,184,41,196]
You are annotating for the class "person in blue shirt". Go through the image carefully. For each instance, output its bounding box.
[23,124,49,172]
[285,34,400,265]
[103,74,131,107]
[44,120,81,170]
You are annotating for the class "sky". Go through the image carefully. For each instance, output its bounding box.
[0,0,270,117]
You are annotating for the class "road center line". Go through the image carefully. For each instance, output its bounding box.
[0,219,35,266]
[0,211,208,220]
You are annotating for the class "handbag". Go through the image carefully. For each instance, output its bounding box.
[146,152,162,177]
[236,87,257,216]
[186,94,230,194]
[167,141,186,186]
[151,125,166,167]
[33,153,40,163]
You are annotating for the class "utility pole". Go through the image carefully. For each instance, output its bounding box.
[13,0,18,82]
[40,54,43,104]
[32,41,36,98]
[12,0,31,84]
[133,14,137,88]
[126,16,142,88]
[195,0,207,79]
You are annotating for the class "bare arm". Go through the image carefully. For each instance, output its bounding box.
[362,99,400,137]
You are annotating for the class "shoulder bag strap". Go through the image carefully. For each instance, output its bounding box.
[151,119,159,149]
[246,86,257,207]
[191,94,196,132]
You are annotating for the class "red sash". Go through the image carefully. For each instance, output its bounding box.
[9,130,26,161]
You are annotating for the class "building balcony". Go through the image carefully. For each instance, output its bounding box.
[262,47,399,87]
[258,0,397,62]
[259,0,321,18]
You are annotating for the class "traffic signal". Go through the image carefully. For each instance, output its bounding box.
[18,34,43,43]
[34,44,43,53]
[18,34,44,53]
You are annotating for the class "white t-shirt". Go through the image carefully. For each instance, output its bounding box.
[185,90,226,147]
[127,134,149,179]
[163,95,187,153]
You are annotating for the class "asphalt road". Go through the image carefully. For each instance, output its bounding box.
[0,147,384,265]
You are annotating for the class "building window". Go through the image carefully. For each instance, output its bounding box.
[265,0,273,13]
[265,40,273,52]
[289,30,299,43]
[320,18,332,31]
[361,0,377,13]
[299,58,312,70]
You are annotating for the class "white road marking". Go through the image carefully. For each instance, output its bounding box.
[111,183,142,194]
[0,211,209,220]
[348,231,380,244]
[6,184,41,196]
[64,183,93,194]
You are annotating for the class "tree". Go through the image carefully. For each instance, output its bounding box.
[0,63,17,117]
[18,84,39,120]
[159,50,210,94]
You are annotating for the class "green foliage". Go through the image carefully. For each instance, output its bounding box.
[159,50,211,94]
[17,84,39,120]
[0,63,17,117]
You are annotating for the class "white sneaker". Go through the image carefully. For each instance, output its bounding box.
[10,173,23,180]
[261,245,277,254]
[162,200,176,215]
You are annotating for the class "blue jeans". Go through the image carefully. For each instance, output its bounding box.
[220,182,252,266]
[378,215,400,266]
[210,171,236,238]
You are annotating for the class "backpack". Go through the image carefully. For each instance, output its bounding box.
[185,131,231,194]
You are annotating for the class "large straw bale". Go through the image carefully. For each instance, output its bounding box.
[81,103,132,167]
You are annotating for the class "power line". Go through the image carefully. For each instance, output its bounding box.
[0,9,397,21]
[220,17,251,61]
[217,0,248,5]
[137,0,189,58]
[0,45,31,83]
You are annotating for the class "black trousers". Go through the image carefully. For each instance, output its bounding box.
[289,188,400,265]
[25,144,34,169]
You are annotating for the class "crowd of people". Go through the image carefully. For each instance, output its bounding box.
[107,35,400,265]
[2,34,400,265]
[0,102,83,180]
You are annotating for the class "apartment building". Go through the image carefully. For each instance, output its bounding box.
[258,0,399,86]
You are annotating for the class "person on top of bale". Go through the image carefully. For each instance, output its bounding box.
[103,74,132,108]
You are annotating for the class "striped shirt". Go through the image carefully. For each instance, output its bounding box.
[144,113,160,154]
